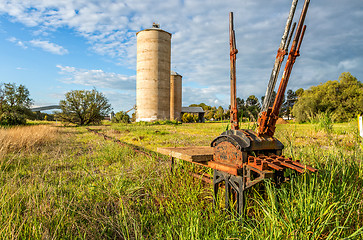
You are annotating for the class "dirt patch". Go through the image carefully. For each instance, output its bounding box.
[276,118,288,124]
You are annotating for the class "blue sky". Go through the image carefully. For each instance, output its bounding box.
[0,0,362,113]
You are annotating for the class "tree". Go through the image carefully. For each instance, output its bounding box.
[57,89,111,125]
[292,72,363,122]
[280,89,297,119]
[246,95,260,121]
[0,83,32,125]
[236,97,246,120]
[214,106,224,120]
[286,89,297,118]
[29,111,55,121]
[205,106,216,120]
[236,97,245,111]
[112,111,130,123]
[224,109,230,120]
[131,112,136,122]
[189,103,211,111]
[261,91,277,109]
[295,88,304,97]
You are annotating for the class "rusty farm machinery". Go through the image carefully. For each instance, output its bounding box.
[158,0,317,216]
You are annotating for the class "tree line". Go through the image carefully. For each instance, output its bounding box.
[1,72,362,126]
[186,88,303,122]
[292,72,363,122]
[186,72,362,123]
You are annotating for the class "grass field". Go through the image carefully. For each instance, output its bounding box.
[0,121,362,239]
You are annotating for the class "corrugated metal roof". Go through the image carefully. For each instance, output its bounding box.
[181,107,205,113]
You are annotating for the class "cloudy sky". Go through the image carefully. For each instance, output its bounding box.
[0,0,362,112]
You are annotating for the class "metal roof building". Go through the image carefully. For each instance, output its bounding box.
[181,107,205,122]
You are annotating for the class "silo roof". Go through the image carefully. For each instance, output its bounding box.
[171,71,182,76]
[136,27,172,36]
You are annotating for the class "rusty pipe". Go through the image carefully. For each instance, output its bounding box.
[261,0,299,112]
[270,0,310,125]
[229,12,239,130]
[285,22,296,52]
[258,0,310,137]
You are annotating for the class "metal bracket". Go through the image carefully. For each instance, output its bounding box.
[213,170,245,216]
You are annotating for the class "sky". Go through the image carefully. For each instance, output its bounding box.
[0,0,362,113]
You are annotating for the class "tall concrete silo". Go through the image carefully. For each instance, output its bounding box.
[170,71,182,121]
[136,23,171,122]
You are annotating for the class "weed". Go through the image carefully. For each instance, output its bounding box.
[317,112,334,134]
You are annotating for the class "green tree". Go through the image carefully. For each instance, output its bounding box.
[112,111,130,123]
[224,109,230,120]
[261,91,277,109]
[236,97,246,120]
[246,95,260,121]
[189,103,211,111]
[131,112,136,122]
[236,97,245,111]
[295,88,304,97]
[292,72,363,122]
[204,106,216,120]
[29,111,55,121]
[57,89,111,125]
[0,83,32,125]
[280,89,297,119]
[214,106,224,120]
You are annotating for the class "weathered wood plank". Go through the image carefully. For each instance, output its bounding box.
[157,146,214,162]
[207,161,239,175]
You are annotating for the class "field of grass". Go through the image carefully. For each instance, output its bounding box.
[0,121,362,239]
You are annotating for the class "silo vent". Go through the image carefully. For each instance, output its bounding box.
[152,22,160,28]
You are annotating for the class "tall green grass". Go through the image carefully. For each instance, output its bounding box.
[0,122,362,239]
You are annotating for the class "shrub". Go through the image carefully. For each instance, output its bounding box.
[112,111,130,123]
[182,113,195,123]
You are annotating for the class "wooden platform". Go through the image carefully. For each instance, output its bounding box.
[157,146,214,163]
[157,146,240,175]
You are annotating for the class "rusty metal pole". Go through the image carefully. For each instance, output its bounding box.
[258,0,310,137]
[261,0,298,113]
[229,12,239,130]
[270,0,309,120]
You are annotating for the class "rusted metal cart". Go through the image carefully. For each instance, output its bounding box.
[158,0,317,216]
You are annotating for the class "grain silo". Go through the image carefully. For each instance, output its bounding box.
[170,71,182,121]
[136,23,171,122]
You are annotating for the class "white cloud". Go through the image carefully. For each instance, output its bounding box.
[338,58,361,70]
[16,67,27,70]
[7,37,27,49]
[1,0,363,108]
[101,90,136,113]
[8,37,68,55]
[57,65,135,90]
[29,39,68,55]
[182,85,229,108]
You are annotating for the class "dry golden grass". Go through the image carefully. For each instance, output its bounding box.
[0,125,59,158]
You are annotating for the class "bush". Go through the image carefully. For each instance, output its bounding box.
[112,111,130,123]
[0,112,26,125]
[182,113,197,123]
